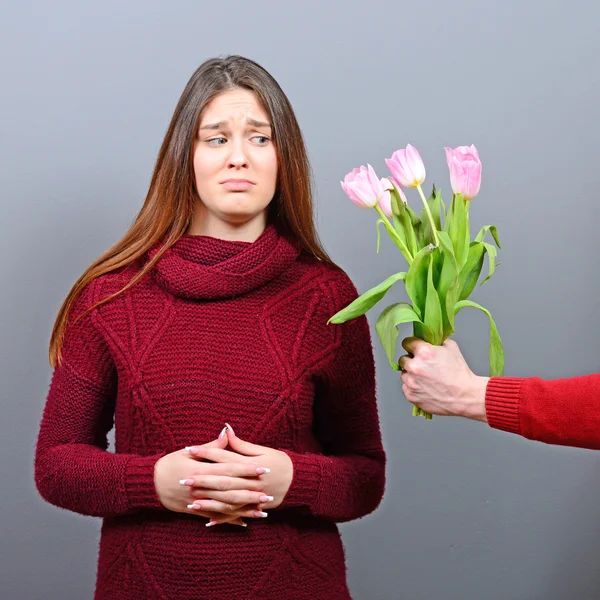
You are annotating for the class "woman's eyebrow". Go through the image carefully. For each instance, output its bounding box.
[199,118,271,130]
[246,118,271,129]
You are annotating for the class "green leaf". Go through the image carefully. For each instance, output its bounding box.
[328,271,408,324]
[377,212,413,265]
[481,242,498,285]
[454,300,504,376]
[448,193,470,269]
[388,196,408,247]
[406,204,421,228]
[390,184,418,258]
[376,302,431,370]
[404,204,424,248]
[436,231,459,337]
[405,244,435,320]
[420,187,442,246]
[437,231,458,272]
[414,220,425,249]
[440,195,447,222]
[424,253,443,345]
[475,225,501,248]
[458,242,485,301]
[430,188,443,231]
[443,203,451,233]
[432,244,443,288]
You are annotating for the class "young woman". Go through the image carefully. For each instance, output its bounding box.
[35,55,386,599]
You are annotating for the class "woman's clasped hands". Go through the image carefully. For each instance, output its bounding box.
[154,424,294,527]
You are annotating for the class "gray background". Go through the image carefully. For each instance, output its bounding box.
[2,0,599,598]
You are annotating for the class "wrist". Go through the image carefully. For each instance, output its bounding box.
[125,453,166,510]
[463,375,489,422]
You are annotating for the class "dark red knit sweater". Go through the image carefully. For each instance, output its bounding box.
[486,375,600,449]
[35,224,386,600]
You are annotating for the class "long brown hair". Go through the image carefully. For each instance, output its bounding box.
[49,55,337,367]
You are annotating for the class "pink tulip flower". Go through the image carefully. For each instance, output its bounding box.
[385,144,426,188]
[445,145,482,200]
[341,164,392,214]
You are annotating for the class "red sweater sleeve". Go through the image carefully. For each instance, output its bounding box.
[486,375,600,450]
[35,283,165,517]
[278,271,386,522]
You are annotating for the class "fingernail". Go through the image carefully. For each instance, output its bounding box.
[238,520,248,527]
[219,426,227,440]
[225,423,235,435]
[259,495,274,503]
[185,446,199,454]
[205,520,216,527]
[179,479,194,486]
[256,467,271,475]
[187,504,202,510]
[254,511,268,518]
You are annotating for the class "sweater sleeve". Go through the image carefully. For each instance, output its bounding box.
[486,374,600,450]
[278,271,386,522]
[35,282,165,517]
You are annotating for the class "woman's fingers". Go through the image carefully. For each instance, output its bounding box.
[202,428,228,449]
[178,460,270,486]
[180,429,228,456]
[207,515,247,527]
[184,507,224,520]
[225,425,265,457]
[189,474,264,492]
[200,462,267,478]
[184,505,246,527]
[186,446,246,463]
[189,501,268,519]
[192,488,273,506]
[229,518,247,527]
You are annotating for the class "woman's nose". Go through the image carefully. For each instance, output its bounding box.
[227,139,249,168]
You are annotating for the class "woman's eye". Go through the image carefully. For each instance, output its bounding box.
[206,136,270,147]
[207,137,227,146]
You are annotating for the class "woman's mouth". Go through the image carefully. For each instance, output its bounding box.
[221,179,254,191]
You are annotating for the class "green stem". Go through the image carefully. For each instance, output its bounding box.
[416,184,440,246]
[374,204,413,265]
[411,321,433,420]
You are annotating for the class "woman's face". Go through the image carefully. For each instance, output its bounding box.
[192,89,278,227]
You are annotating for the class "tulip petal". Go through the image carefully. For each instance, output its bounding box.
[348,181,377,208]
[468,145,479,159]
[366,164,385,196]
[405,144,426,185]
[464,160,482,200]
[386,156,409,188]
[341,181,361,205]
[342,167,362,186]
[378,190,393,217]
[382,177,394,191]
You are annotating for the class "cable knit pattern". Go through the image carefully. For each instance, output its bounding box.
[35,224,386,600]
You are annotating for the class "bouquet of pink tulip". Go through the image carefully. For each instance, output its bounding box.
[330,144,504,419]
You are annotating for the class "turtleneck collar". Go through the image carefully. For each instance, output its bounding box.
[148,223,302,300]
